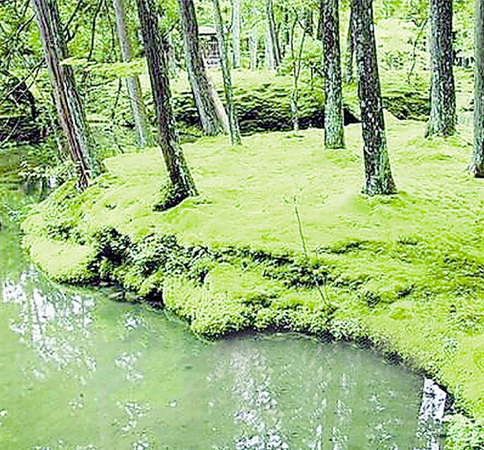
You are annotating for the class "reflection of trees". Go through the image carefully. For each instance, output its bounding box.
[2,265,96,374]
[209,337,426,450]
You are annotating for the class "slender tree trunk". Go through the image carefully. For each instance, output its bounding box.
[232,0,242,69]
[345,6,356,84]
[265,0,281,69]
[317,0,324,40]
[323,0,345,149]
[265,28,275,70]
[31,0,94,189]
[212,0,242,146]
[112,0,152,148]
[352,0,396,195]
[178,0,228,135]
[249,25,258,70]
[136,0,197,203]
[427,0,456,137]
[289,17,307,132]
[471,0,484,177]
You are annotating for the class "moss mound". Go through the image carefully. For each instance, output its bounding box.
[22,119,484,436]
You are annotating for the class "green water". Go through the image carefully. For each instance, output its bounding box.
[1,182,434,450]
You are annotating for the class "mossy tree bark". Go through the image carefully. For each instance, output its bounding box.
[31,0,95,190]
[136,0,197,202]
[178,0,228,136]
[265,0,281,69]
[113,0,152,148]
[212,0,242,146]
[323,0,345,149]
[471,0,484,177]
[427,0,456,137]
[232,0,242,69]
[352,0,397,195]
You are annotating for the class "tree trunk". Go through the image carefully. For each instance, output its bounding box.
[249,25,258,70]
[232,0,242,69]
[178,0,228,135]
[345,6,356,84]
[323,0,345,149]
[112,0,152,148]
[265,0,281,69]
[317,0,324,41]
[427,0,456,137]
[471,0,484,177]
[31,0,94,189]
[352,0,396,195]
[136,0,197,203]
[212,0,242,146]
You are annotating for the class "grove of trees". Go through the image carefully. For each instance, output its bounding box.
[0,0,481,197]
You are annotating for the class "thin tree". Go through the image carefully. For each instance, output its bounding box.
[136,0,197,206]
[212,0,242,145]
[31,0,95,189]
[352,0,396,195]
[323,0,345,149]
[112,0,152,148]
[471,0,484,177]
[427,0,456,137]
[232,0,242,68]
[178,0,228,136]
[265,0,281,69]
[345,6,356,84]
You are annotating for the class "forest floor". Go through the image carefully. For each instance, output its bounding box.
[22,113,484,432]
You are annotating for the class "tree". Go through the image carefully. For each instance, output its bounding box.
[136,0,198,206]
[427,0,456,137]
[31,0,95,190]
[265,0,281,69]
[352,0,396,195]
[178,0,228,136]
[471,0,484,177]
[112,0,152,148]
[232,0,242,68]
[212,0,242,145]
[323,0,345,149]
[345,6,356,84]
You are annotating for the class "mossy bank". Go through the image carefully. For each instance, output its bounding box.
[22,116,484,446]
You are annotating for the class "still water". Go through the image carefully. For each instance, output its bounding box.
[0,182,439,450]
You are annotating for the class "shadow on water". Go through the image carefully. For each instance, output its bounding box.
[0,171,445,450]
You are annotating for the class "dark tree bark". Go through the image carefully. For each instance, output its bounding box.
[471,0,484,177]
[136,0,197,203]
[31,0,94,189]
[178,0,228,136]
[265,0,281,69]
[427,0,456,137]
[323,0,345,149]
[352,0,396,195]
[212,0,242,145]
[113,0,152,148]
[345,6,356,84]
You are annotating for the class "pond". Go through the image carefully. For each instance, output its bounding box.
[0,177,444,450]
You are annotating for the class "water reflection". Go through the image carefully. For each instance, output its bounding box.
[2,266,96,374]
[1,210,439,449]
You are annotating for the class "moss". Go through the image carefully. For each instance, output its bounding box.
[21,118,484,435]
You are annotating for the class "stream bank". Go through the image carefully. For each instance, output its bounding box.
[20,121,484,447]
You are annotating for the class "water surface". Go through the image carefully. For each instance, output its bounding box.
[0,180,436,450]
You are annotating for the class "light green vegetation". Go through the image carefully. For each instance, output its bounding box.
[22,112,484,434]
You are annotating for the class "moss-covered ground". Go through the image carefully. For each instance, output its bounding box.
[22,113,484,441]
